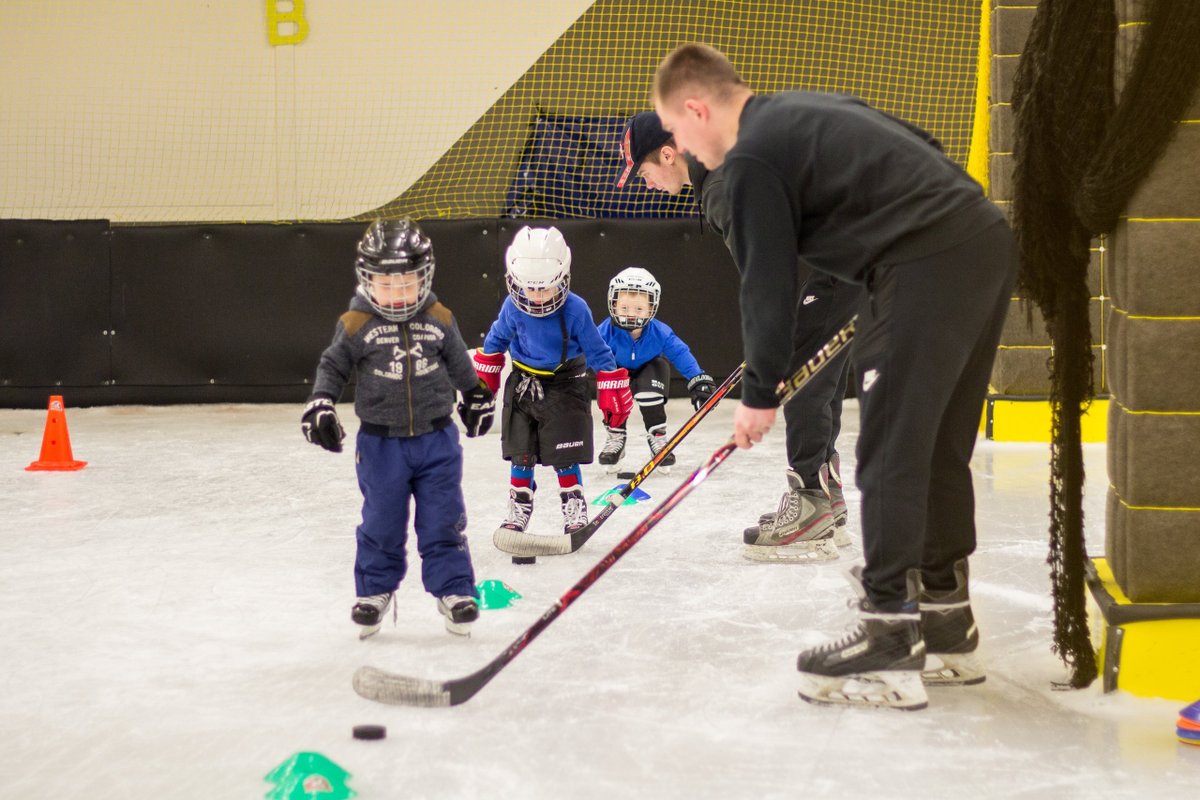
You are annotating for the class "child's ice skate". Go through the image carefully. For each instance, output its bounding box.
[498,486,534,533]
[560,487,588,534]
[437,595,479,636]
[599,426,627,474]
[646,426,675,474]
[352,592,394,640]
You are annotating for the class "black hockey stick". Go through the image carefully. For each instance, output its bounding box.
[352,316,856,707]
[493,363,746,557]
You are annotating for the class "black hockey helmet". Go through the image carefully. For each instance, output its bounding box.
[355,218,435,321]
[356,218,433,274]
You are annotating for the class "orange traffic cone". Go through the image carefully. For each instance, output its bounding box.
[26,395,87,471]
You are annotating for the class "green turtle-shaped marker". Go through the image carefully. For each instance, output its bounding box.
[265,752,355,799]
[476,579,523,609]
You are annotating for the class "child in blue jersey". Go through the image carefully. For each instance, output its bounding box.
[473,226,633,537]
[596,267,716,473]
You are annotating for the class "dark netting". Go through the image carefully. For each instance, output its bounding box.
[1012,0,1200,689]
[1077,4,1200,232]
[502,114,696,219]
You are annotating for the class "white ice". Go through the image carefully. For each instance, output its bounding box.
[1,399,1196,799]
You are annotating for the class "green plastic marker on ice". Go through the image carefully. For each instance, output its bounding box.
[592,485,650,506]
[476,579,522,609]
[265,752,356,799]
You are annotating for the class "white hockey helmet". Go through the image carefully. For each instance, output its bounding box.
[607,266,661,330]
[505,225,571,317]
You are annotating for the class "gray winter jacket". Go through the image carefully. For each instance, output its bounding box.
[309,290,479,436]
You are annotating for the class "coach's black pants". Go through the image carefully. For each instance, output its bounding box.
[781,272,864,487]
[852,220,1016,610]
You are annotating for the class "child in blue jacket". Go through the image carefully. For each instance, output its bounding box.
[474,226,633,537]
[597,267,716,472]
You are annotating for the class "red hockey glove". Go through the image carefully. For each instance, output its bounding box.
[596,367,633,428]
[472,350,506,395]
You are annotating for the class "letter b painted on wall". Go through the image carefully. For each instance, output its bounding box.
[267,0,309,46]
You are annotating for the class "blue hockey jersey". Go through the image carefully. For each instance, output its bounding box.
[482,292,617,373]
[597,318,704,380]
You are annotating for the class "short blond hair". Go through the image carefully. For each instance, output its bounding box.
[653,43,745,107]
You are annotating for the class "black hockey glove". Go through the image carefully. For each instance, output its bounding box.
[687,373,717,411]
[457,379,495,438]
[301,397,345,453]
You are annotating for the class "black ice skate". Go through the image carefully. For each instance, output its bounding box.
[437,594,479,636]
[559,487,588,535]
[743,470,838,562]
[796,568,927,710]
[352,592,394,640]
[599,426,627,473]
[920,558,985,686]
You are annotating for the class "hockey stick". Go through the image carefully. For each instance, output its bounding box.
[352,316,856,707]
[493,363,746,557]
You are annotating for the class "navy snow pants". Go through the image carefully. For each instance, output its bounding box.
[353,424,477,599]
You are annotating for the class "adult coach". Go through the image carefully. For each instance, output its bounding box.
[652,44,1016,710]
[617,111,863,561]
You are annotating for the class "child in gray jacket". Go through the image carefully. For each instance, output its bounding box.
[302,218,494,638]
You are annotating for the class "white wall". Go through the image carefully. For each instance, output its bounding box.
[0,1,594,222]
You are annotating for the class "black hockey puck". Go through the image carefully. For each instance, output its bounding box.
[352,724,387,740]
[617,471,636,480]
[512,555,537,565]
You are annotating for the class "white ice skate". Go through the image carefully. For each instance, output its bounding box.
[560,487,589,535]
[493,486,534,549]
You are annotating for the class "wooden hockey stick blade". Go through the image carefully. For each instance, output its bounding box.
[353,667,453,707]
[493,502,618,556]
[493,527,576,556]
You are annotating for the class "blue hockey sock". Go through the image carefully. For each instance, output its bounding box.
[555,464,582,489]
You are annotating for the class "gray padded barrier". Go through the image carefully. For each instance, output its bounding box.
[1106,0,1200,602]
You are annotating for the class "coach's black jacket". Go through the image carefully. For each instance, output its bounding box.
[721,91,1003,407]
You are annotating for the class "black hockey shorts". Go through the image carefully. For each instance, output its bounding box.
[501,356,594,467]
[631,357,669,430]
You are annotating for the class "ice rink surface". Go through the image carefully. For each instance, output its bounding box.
[1,399,1196,799]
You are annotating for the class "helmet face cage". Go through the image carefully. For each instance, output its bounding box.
[505,226,572,317]
[607,267,661,329]
[355,219,435,322]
